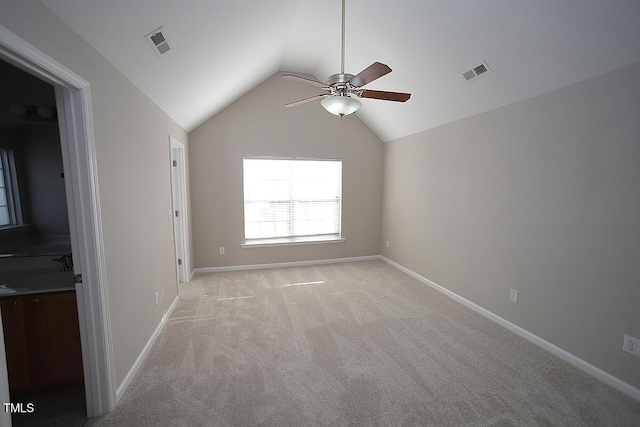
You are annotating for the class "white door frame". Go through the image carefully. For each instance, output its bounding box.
[0,313,10,427]
[169,136,190,283]
[0,25,116,420]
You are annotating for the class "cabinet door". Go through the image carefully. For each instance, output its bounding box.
[27,292,84,389]
[0,298,30,395]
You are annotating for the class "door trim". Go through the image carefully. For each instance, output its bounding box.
[169,136,190,283]
[0,25,116,418]
[0,310,9,427]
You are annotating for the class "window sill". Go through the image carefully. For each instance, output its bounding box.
[242,235,345,248]
[0,224,30,231]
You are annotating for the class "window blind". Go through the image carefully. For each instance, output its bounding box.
[243,158,342,240]
[0,149,14,226]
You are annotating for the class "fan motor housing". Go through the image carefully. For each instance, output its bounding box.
[326,73,355,86]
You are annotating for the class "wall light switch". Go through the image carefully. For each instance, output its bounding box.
[623,335,640,357]
[219,247,225,255]
[509,289,519,304]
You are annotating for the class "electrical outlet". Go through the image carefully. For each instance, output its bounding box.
[386,240,390,248]
[219,247,225,255]
[623,335,640,357]
[509,289,519,304]
[154,291,160,307]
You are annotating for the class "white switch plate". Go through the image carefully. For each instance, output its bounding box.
[386,240,390,248]
[219,247,225,255]
[509,289,519,303]
[154,291,160,307]
[623,335,640,357]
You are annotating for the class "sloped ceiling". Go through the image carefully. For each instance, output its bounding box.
[41,0,640,142]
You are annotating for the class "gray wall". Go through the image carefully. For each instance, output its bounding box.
[189,73,383,268]
[381,61,640,390]
[0,1,191,386]
[0,59,68,241]
[22,126,70,238]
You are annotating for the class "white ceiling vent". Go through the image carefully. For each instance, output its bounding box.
[462,61,492,81]
[145,27,172,57]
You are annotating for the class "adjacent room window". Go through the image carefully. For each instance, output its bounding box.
[0,148,21,227]
[243,158,342,245]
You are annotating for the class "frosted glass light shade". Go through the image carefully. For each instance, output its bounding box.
[9,104,26,116]
[321,95,361,116]
[36,106,53,118]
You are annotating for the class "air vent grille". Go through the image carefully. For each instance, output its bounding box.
[462,70,476,80]
[145,27,172,57]
[463,61,492,81]
[473,64,487,75]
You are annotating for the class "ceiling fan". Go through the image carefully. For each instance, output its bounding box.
[281,0,411,117]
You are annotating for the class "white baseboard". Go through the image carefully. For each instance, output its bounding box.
[193,255,380,274]
[115,294,180,402]
[380,256,640,402]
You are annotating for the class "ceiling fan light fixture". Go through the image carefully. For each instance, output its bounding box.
[281,0,410,114]
[321,95,361,116]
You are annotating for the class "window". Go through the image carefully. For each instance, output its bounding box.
[0,148,22,228]
[243,158,343,245]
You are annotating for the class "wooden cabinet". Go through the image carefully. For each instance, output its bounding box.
[0,297,30,393]
[0,290,84,397]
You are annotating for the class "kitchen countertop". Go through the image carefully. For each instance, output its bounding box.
[0,270,75,297]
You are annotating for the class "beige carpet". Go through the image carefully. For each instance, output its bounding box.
[89,260,639,426]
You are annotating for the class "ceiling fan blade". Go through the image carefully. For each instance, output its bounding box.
[281,74,328,89]
[284,94,327,108]
[349,62,392,87]
[361,90,411,102]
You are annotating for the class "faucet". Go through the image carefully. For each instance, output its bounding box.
[54,254,73,271]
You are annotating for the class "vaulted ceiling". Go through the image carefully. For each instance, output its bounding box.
[40,0,640,142]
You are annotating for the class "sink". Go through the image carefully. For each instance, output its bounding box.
[0,284,17,294]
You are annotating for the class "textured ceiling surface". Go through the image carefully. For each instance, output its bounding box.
[41,0,640,141]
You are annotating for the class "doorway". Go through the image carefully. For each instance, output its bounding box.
[0,58,86,427]
[0,24,115,426]
[169,137,189,284]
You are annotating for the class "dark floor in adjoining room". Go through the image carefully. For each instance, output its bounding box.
[10,386,87,427]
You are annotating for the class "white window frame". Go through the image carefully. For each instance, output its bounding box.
[242,157,345,248]
[0,147,23,228]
